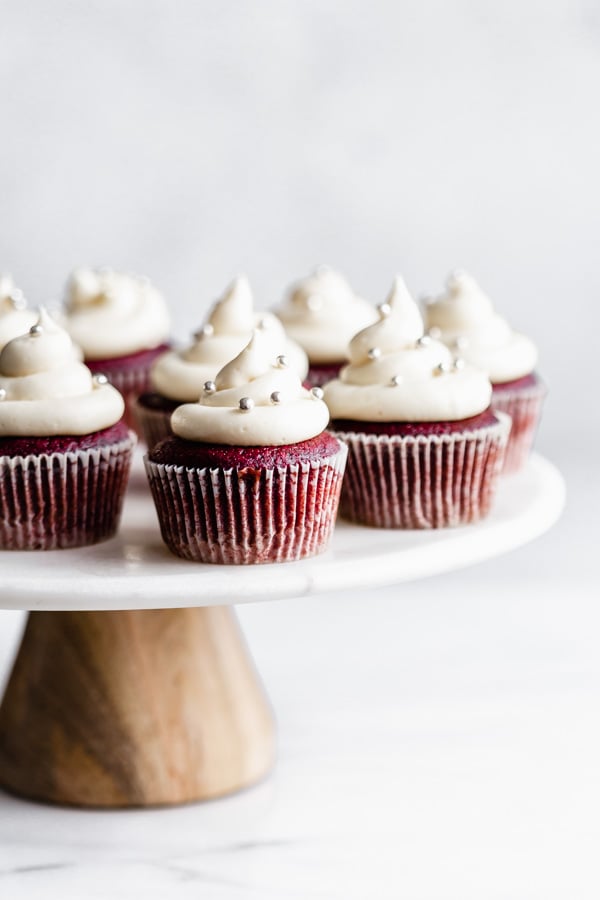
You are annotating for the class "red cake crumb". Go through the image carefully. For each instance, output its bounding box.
[149,431,341,469]
[331,408,499,437]
[86,343,170,373]
[0,421,130,458]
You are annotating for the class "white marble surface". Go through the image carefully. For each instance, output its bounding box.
[0,453,597,899]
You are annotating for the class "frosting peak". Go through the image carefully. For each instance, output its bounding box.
[171,331,329,446]
[207,275,255,335]
[323,277,492,422]
[0,308,76,378]
[64,267,170,360]
[215,330,267,390]
[0,311,124,436]
[150,278,308,402]
[0,274,38,350]
[275,266,377,364]
[424,270,537,383]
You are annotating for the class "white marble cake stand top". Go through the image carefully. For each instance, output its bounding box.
[0,453,565,611]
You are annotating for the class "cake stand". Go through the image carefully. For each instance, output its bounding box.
[0,453,565,809]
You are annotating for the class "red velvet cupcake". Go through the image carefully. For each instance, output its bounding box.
[0,311,135,550]
[145,331,347,564]
[137,275,308,449]
[424,271,545,473]
[63,267,171,434]
[275,266,377,388]
[324,277,510,529]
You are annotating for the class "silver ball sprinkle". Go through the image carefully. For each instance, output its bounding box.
[0,388,6,401]
[29,323,43,337]
[433,362,451,377]
[453,358,465,371]
[454,335,469,352]
[203,380,217,394]
[416,336,431,348]
[311,386,324,400]
[306,294,323,312]
[239,397,254,411]
[427,326,442,340]
[94,373,108,386]
[377,302,392,318]
[367,347,381,360]
[276,354,289,369]
[195,323,214,340]
[390,374,402,387]
[270,390,282,405]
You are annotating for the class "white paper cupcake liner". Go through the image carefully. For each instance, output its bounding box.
[0,434,135,550]
[492,379,546,474]
[145,442,348,564]
[331,413,510,529]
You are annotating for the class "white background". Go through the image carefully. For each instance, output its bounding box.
[0,2,598,897]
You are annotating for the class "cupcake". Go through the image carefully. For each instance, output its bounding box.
[137,275,308,449]
[145,330,346,564]
[0,310,135,550]
[0,274,38,349]
[323,277,510,529]
[423,271,545,473]
[275,265,377,387]
[63,267,171,432]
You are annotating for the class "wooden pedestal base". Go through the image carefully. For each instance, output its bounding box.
[0,607,275,808]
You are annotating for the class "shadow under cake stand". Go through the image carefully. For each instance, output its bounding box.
[0,453,565,808]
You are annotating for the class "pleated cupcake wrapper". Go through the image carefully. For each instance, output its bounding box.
[0,434,135,550]
[144,442,348,564]
[135,401,173,451]
[332,413,511,529]
[491,379,547,474]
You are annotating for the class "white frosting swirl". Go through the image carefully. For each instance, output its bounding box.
[275,265,377,363]
[151,275,307,400]
[323,276,492,422]
[0,274,38,350]
[424,271,538,383]
[171,330,329,446]
[0,310,124,436]
[64,267,170,359]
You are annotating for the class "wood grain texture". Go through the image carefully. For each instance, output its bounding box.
[0,607,275,807]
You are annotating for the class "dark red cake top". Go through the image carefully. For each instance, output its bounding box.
[86,343,171,372]
[0,421,131,458]
[149,431,341,469]
[137,391,180,413]
[330,408,500,437]
[491,371,540,391]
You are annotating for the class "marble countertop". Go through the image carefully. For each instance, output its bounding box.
[0,455,597,899]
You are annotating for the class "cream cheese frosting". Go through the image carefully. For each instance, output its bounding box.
[64,267,170,360]
[323,276,492,422]
[423,271,538,383]
[171,330,329,446]
[151,275,308,401]
[0,274,38,350]
[0,309,124,436]
[275,265,377,364]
